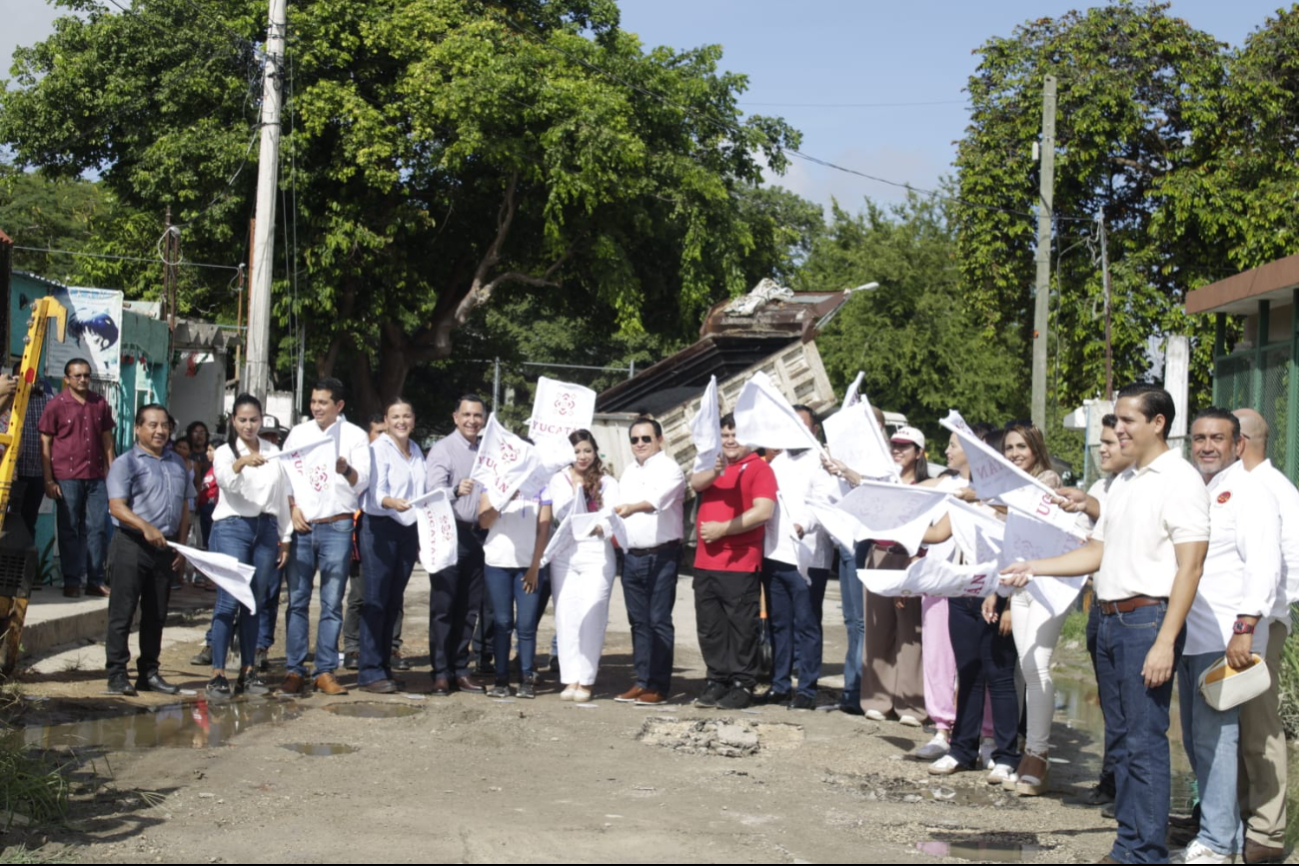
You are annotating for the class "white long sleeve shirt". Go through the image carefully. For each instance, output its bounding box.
[362,433,427,526]
[765,450,829,568]
[281,415,371,521]
[212,439,293,542]
[616,451,686,549]
[1184,460,1280,656]
[1248,459,1299,630]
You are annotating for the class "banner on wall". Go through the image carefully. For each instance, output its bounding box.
[46,288,124,381]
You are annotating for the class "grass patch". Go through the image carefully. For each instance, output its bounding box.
[0,739,69,827]
[1059,608,1089,647]
[0,844,75,864]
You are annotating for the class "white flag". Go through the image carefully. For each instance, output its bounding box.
[528,377,596,443]
[946,499,1006,564]
[733,371,822,452]
[843,371,866,408]
[1002,507,1088,616]
[279,431,338,522]
[823,399,898,480]
[172,543,257,614]
[571,508,630,549]
[690,375,722,473]
[471,414,542,511]
[861,554,1005,600]
[939,413,1052,503]
[807,501,863,552]
[835,481,948,556]
[995,483,1080,535]
[269,435,332,461]
[416,489,459,575]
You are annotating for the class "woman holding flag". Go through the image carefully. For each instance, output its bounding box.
[206,394,291,699]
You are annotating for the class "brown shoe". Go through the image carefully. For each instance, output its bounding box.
[455,676,485,694]
[62,586,82,598]
[279,673,305,695]
[633,690,665,706]
[85,585,110,598]
[1244,839,1286,864]
[615,686,645,703]
[314,672,348,695]
[360,679,398,694]
[430,677,451,696]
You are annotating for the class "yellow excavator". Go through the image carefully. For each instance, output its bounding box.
[0,296,68,678]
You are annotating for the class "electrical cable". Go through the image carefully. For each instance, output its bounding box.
[12,245,240,271]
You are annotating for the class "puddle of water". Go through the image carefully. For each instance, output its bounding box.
[917,838,1041,861]
[280,742,359,756]
[16,700,301,750]
[319,703,423,719]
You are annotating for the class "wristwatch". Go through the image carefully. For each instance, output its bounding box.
[1233,619,1256,636]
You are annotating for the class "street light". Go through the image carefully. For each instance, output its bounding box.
[817,281,880,331]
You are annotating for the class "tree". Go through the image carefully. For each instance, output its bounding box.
[1,0,800,417]
[0,166,110,284]
[801,193,1024,449]
[953,1,1228,411]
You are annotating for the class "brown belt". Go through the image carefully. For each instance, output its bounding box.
[1099,595,1166,616]
[310,513,353,525]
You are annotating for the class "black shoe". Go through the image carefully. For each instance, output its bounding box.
[256,648,269,672]
[237,671,270,696]
[790,693,817,711]
[487,683,511,698]
[343,652,359,670]
[694,680,729,708]
[392,651,411,672]
[1101,802,1116,820]
[517,682,536,699]
[475,659,496,676]
[838,703,865,716]
[764,691,791,706]
[716,685,753,710]
[1082,784,1116,807]
[190,645,213,666]
[137,673,181,695]
[106,676,137,697]
[206,675,232,699]
[548,656,560,674]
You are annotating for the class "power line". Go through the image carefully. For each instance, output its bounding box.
[12,245,240,271]
[740,100,967,108]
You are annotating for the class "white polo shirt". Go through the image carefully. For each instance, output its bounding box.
[1093,447,1210,602]
[1184,461,1279,655]
[1248,459,1299,630]
[616,451,686,550]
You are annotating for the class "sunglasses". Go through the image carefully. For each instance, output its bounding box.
[629,436,655,445]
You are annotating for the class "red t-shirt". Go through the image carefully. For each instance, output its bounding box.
[694,452,778,573]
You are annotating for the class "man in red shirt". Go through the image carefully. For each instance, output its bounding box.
[689,413,777,710]
[39,358,116,598]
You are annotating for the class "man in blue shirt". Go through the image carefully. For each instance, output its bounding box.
[104,403,194,696]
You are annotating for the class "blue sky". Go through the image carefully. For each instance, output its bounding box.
[4,0,1291,211]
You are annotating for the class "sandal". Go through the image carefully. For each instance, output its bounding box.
[1011,751,1050,796]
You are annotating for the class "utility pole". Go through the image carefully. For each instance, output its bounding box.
[244,0,287,404]
[1031,74,1057,430]
[164,206,178,332]
[1097,210,1114,400]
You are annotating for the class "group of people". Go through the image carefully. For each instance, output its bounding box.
[32,358,1294,866]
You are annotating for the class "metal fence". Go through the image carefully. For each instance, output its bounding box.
[1214,342,1295,481]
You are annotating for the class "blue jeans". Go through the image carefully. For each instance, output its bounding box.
[1178,651,1242,858]
[1086,600,1117,792]
[208,515,280,672]
[1095,601,1184,864]
[484,565,543,682]
[357,516,417,686]
[948,596,1021,768]
[55,478,108,589]
[260,567,284,651]
[285,517,353,677]
[837,542,867,709]
[763,558,827,698]
[621,543,680,692]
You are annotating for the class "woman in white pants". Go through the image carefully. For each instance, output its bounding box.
[1002,422,1064,796]
[544,430,620,703]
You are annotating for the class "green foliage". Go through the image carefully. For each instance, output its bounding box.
[0,167,110,285]
[954,1,1229,411]
[802,192,1024,448]
[1,0,802,416]
[0,739,70,827]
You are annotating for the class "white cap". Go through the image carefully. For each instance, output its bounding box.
[891,426,926,450]
[1198,654,1271,711]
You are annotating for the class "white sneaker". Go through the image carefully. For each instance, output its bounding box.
[864,709,888,722]
[914,731,950,760]
[979,737,995,769]
[927,754,964,776]
[898,714,923,728]
[560,685,576,701]
[986,763,1017,785]
[1172,840,1233,864]
[572,686,592,703]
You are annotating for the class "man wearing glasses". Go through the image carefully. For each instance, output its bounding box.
[39,358,116,598]
[613,417,687,706]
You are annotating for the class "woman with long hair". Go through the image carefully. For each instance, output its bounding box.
[357,398,425,694]
[206,394,291,698]
[1001,421,1064,795]
[541,430,620,703]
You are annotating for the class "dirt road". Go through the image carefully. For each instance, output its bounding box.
[3,575,1247,864]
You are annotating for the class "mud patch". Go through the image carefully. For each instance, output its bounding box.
[823,771,1024,809]
[319,702,423,719]
[638,718,804,757]
[917,832,1047,860]
[280,742,359,756]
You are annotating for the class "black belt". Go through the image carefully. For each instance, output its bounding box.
[627,540,682,557]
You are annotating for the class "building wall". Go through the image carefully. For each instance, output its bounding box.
[1214,302,1298,481]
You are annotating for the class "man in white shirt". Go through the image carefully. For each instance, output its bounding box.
[1172,409,1280,864]
[1233,408,1299,865]
[613,417,686,706]
[278,377,372,696]
[1003,383,1209,865]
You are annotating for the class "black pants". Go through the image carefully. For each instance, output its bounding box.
[693,568,761,690]
[104,532,175,680]
[16,475,44,542]
[947,596,1021,768]
[343,568,404,654]
[428,522,485,679]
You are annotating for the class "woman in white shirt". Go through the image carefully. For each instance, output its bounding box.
[357,398,426,694]
[478,486,551,700]
[541,430,620,703]
[206,394,292,699]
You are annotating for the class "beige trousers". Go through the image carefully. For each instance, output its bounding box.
[1238,618,1288,848]
[860,546,926,720]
